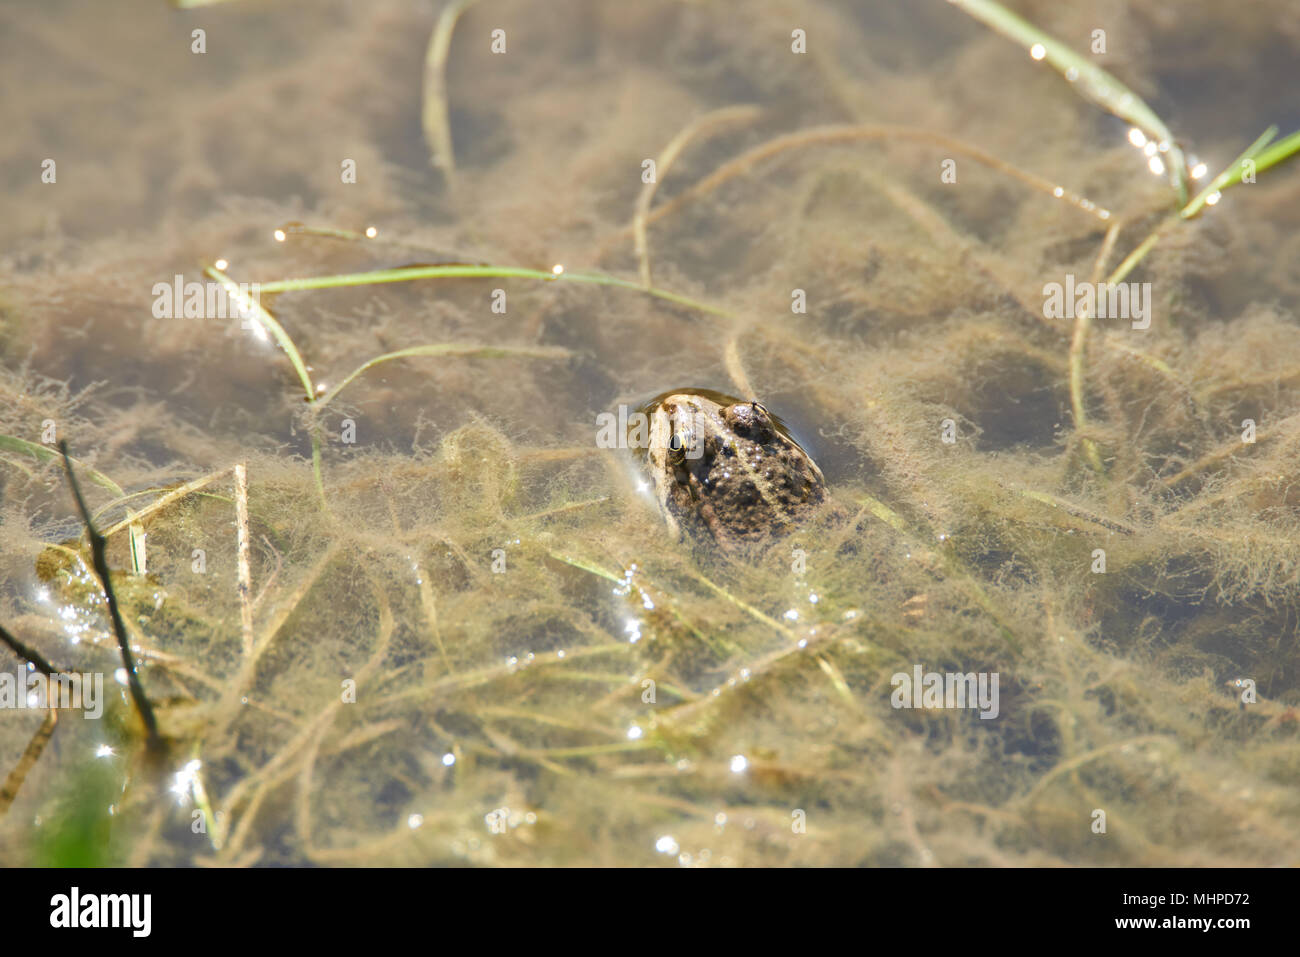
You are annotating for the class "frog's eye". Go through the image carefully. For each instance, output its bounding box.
[670,428,704,463]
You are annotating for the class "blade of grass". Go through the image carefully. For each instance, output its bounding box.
[0,434,148,575]
[626,124,1113,245]
[421,0,481,185]
[545,551,626,586]
[634,105,762,288]
[314,344,570,411]
[0,434,124,496]
[1181,126,1300,219]
[204,265,315,401]
[99,469,233,538]
[1107,128,1300,281]
[204,265,328,509]
[255,264,733,318]
[950,0,1189,203]
[1070,127,1300,475]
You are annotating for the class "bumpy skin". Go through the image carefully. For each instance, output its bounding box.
[636,389,826,551]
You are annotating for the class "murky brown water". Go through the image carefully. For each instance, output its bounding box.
[1,0,1298,866]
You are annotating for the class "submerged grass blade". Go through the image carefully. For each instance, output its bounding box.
[0,434,124,496]
[546,551,625,586]
[206,265,328,508]
[634,105,762,287]
[99,470,232,538]
[421,0,481,184]
[314,344,570,411]
[0,434,148,575]
[205,265,316,401]
[256,264,733,318]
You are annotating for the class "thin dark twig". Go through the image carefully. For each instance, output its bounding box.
[57,441,164,754]
[0,623,63,676]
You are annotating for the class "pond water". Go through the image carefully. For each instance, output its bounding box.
[1,0,1298,866]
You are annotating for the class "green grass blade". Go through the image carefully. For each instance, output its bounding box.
[1182,126,1300,218]
[0,434,125,497]
[1,434,148,575]
[951,0,1189,203]
[205,265,316,401]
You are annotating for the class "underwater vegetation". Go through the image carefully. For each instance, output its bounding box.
[0,0,1298,866]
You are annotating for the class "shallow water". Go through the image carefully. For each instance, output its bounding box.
[1,0,1298,866]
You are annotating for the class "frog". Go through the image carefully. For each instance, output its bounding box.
[630,388,827,551]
